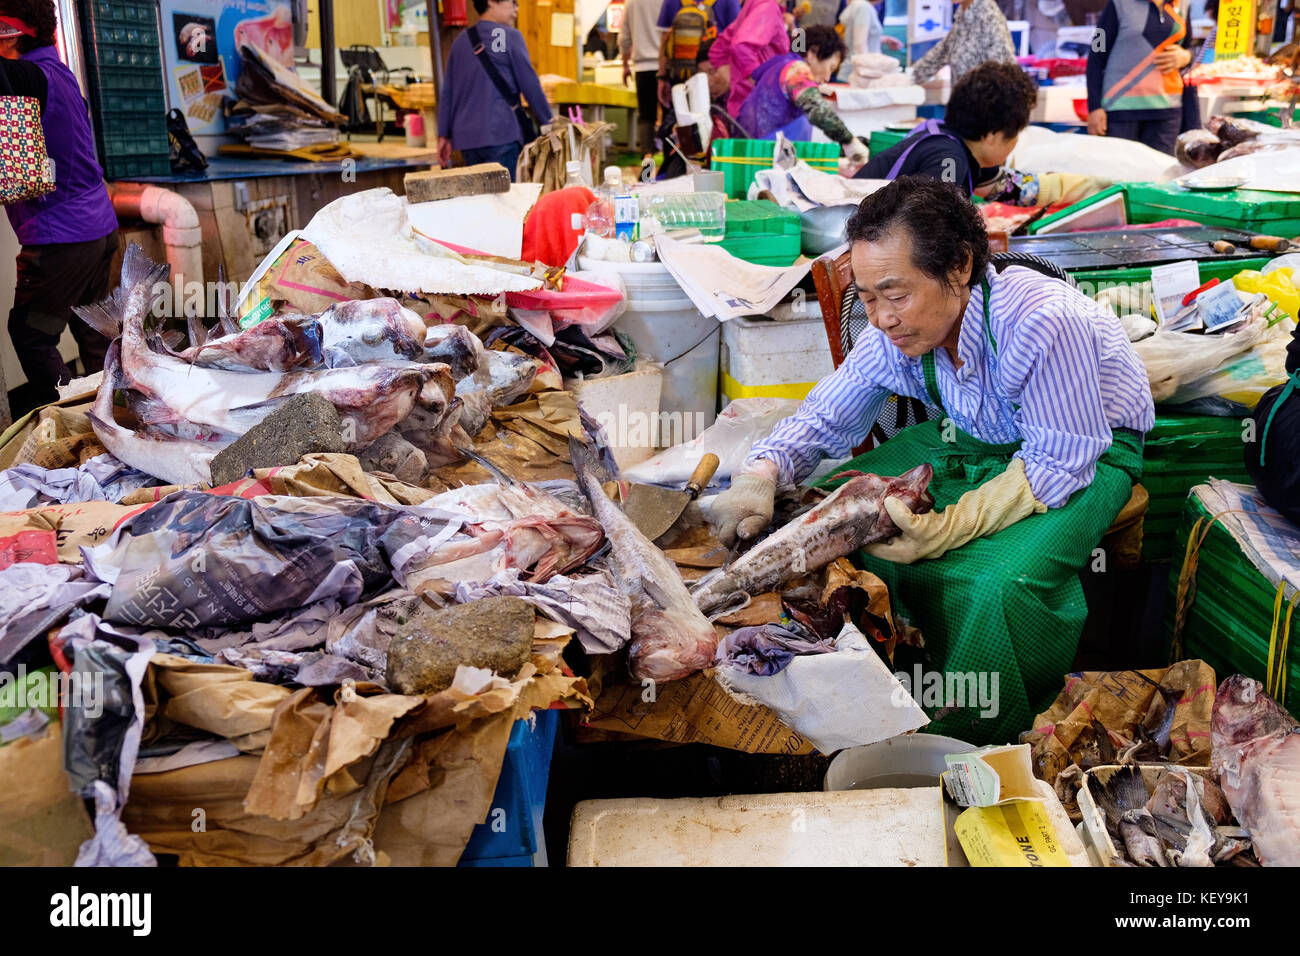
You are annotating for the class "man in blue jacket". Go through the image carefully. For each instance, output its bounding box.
[437,0,554,179]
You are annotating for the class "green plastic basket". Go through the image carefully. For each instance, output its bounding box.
[1165,493,1299,719]
[1141,414,1255,561]
[711,139,840,199]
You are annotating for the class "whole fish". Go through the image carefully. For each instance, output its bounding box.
[1211,675,1300,867]
[87,342,226,485]
[693,464,935,616]
[318,297,427,365]
[570,436,718,682]
[165,314,323,371]
[76,245,449,446]
[1088,766,1168,867]
[424,321,485,380]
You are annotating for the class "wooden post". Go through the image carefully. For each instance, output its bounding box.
[320,0,336,106]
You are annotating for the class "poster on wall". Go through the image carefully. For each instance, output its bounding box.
[160,0,296,135]
[908,0,952,43]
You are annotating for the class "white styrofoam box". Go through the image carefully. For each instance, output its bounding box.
[571,367,664,470]
[814,101,920,140]
[720,314,834,402]
[567,789,945,866]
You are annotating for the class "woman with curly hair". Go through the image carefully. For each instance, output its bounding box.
[709,177,1155,743]
[1,0,119,415]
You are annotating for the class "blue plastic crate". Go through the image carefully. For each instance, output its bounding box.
[458,708,559,867]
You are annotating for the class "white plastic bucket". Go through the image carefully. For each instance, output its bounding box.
[577,256,720,439]
[823,734,974,791]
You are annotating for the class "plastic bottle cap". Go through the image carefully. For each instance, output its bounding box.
[604,166,622,187]
[567,161,582,177]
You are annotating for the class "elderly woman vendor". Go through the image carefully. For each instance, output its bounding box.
[710,177,1155,743]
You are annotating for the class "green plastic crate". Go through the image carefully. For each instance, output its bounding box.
[868,128,909,156]
[1165,493,1299,719]
[718,200,802,266]
[78,0,171,181]
[1141,414,1255,561]
[1068,255,1271,303]
[1126,181,1300,237]
[711,139,839,199]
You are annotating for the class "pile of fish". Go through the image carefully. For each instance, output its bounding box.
[75,245,537,487]
[1086,675,1300,867]
[1087,765,1251,867]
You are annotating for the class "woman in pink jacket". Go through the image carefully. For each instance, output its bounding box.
[708,0,791,119]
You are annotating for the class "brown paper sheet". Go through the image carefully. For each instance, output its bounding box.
[0,499,153,567]
[0,723,94,866]
[1022,659,1216,814]
[142,653,292,746]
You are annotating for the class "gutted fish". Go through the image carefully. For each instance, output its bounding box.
[693,464,934,616]
[165,314,323,371]
[88,342,227,486]
[457,348,538,410]
[570,436,719,682]
[76,245,455,448]
[1211,675,1300,867]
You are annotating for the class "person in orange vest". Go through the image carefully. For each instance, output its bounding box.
[1085,0,1193,155]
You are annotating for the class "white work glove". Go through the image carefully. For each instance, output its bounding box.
[710,472,776,548]
[844,138,869,166]
[864,458,1047,564]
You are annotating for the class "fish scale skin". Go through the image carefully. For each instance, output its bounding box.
[693,464,934,615]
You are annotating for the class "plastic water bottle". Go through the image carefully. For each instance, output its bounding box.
[637,191,726,240]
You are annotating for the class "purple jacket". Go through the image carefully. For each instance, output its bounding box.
[6,45,117,246]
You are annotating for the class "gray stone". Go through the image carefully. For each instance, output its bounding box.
[208,393,344,486]
[385,596,534,696]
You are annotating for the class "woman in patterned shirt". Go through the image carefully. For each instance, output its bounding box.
[735,24,870,164]
[910,0,1019,85]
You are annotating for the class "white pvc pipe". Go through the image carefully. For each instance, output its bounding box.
[108,184,205,313]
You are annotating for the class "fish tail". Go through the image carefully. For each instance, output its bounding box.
[457,440,517,485]
[78,243,171,338]
[215,262,241,336]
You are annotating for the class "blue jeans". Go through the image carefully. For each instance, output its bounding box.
[460,142,522,181]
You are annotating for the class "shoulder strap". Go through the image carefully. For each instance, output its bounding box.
[467,24,521,109]
[886,119,972,192]
[921,352,945,412]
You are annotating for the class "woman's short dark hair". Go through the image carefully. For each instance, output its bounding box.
[0,0,56,52]
[801,24,846,62]
[942,61,1038,142]
[845,176,990,290]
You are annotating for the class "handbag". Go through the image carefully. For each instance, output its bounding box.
[467,24,540,144]
[0,95,55,204]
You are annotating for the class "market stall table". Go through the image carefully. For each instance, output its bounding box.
[545,80,638,165]
[115,153,436,289]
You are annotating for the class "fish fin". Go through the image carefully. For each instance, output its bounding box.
[130,393,182,427]
[76,243,171,338]
[160,329,184,350]
[456,442,519,487]
[72,300,124,339]
[186,312,208,348]
[216,263,240,336]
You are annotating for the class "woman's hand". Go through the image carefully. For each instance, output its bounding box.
[1087,108,1107,136]
[1152,45,1192,73]
[882,36,903,50]
[437,137,453,167]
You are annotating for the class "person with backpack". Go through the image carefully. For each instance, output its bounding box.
[658,0,740,106]
[707,0,791,118]
[438,0,553,180]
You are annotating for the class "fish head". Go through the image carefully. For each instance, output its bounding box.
[1211,674,1298,751]
[628,607,718,682]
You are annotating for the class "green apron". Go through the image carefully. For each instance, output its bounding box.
[817,280,1145,745]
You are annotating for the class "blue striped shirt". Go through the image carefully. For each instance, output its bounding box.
[748,266,1156,507]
